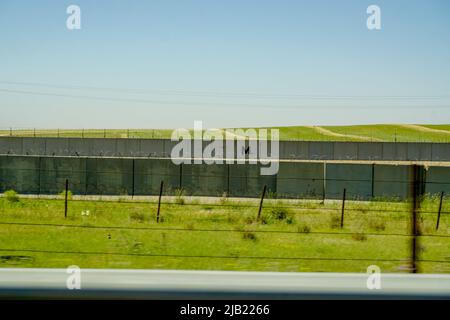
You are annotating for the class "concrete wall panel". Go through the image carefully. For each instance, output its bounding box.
[309,142,333,160]
[229,164,276,197]
[163,139,181,158]
[86,158,133,195]
[326,163,373,200]
[22,138,46,156]
[0,156,40,194]
[140,139,165,157]
[44,138,70,156]
[39,157,87,194]
[381,143,408,161]
[394,143,408,161]
[373,164,410,200]
[425,166,450,195]
[333,142,358,160]
[381,143,396,161]
[431,143,450,161]
[116,139,140,157]
[407,143,432,161]
[1,137,450,162]
[281,141,298,159]
[0,137,23,155]
[90,138,117,157]
[182,163,228,196]
[68,138,93,156]
[277,162,323,198]
[1,155,449,200]
[357,143,383,160]
[134,158,180,195]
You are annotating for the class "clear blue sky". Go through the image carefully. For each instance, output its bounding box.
[0,0,449,129]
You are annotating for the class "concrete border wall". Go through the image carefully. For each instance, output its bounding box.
[277,162,324,198]
[1,137,450,161]
[325,163,373,200]
[1,155,449,199]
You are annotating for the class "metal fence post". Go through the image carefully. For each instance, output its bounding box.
[38,157,42,197]
[227,164,230,196]
[257,185,267,221]
[410,164,424,273]
[322,162,327,204]
[64,178,69,218]
[340,188,346,229]
[179,163,183,189]
[156,181,164,223]
[131,159,135,199]
[436,191,444,231]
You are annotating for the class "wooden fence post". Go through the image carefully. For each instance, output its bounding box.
[156,181,164,223]
[436,191,444,231]
[257,185,267,221]
[64,179,69,218]
[340,188,346,229]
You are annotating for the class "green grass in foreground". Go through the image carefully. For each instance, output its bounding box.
[0,195,448,273]
[1,124,450,142]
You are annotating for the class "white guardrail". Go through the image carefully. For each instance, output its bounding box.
[0,269,449,299]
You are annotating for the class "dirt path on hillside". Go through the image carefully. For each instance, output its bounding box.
[399,124,450,135]
[221,129,254,140]
[308,126,384,142]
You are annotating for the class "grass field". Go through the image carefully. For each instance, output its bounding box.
[0,194,448,273]
[2,124,450,142]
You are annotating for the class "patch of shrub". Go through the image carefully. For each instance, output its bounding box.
[174,188,185,205]
[227,214,240,224]
[298,224,311,233]
[219,192,229,205]
[260,214,273,225]
[158,212,173,223]
[369,220,386,231]
[130,210,145,223]
[269,207,293,221]
[330,216,341,229]
[4,190,19,203]
[244,216,255,225]
[58,189,73,200]
[286,215,295,225]
[351,233,367,241]
[185,222,195,230]
[266,191,278,199]
[242,231,257,241]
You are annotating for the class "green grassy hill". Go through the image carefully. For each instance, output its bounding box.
[1,124,450,142]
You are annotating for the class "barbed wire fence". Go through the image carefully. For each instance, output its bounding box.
[2,127,450,142]
[0,164,449,272]
[0,128,168,139]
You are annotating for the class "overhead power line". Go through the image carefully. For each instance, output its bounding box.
[1,88,449,110]
[1,80,450,100]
